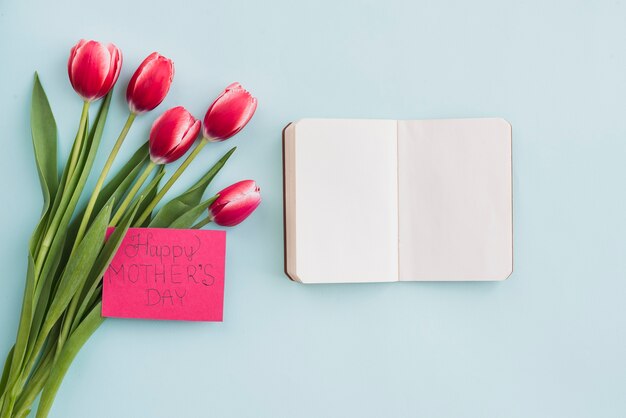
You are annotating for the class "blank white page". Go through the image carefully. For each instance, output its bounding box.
[290,119,398,283]
[398,118,512,281]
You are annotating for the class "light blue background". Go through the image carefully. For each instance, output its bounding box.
[1,1,625,417]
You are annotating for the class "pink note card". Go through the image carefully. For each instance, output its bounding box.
[102,228,226,322]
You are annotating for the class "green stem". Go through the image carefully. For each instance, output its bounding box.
[15,318,53,406]
[34,101,90,276]
[191,216,212,229]
[73,112,136,250]
[66,101,90,181]
[0,395,15,418]
[12,347,54,418]
[109,161,157,226]
[13,320,60,407]
[135,137,209,226]
[0,347,13,396]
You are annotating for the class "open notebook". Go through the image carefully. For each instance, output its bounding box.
[283,118,512,284]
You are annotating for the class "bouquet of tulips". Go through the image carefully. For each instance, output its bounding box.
[0,39,261,418]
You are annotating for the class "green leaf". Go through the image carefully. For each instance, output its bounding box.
[149,147,235,228]
[26,94,112,363]
[12,94,113,403]
[84,284,103,317]
[37,302,104,418]
[95,142,149,217]
[25,229,67,360]
[40,200,111,337]
[38,103,88,257]
[177,147,235,207]
[73,196,144,327]
[169,195,218,229]
[31,73,58,214]
[29,74,58,259]
[63,142,149,265]
[3,254,37,397]
[62,91,112,221]
[13,345,54,417]
[133,165,165,227]
[147,200,187,228]
[0,346,14,395]
[29,213,50,260]
[15,409,31,418]
[33,92,112,303]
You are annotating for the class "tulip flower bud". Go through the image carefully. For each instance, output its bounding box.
[68,39,122,101]
[209,180,261,226]
[203,82,257,141]
[149,106,201,164]
[126,52,175,114]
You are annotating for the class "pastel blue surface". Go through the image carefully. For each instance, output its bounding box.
[1,1,625,417]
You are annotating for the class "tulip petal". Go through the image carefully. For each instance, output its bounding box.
[96,43,122,99]
[69,41,112,100]
[67,40,121,101]
[203,86,257,140]
[225,82,243,91]
[127,52,174,113]
[67,39,87,81]
[162,119,200,163]
[214,194,261,226]
[209,180,261,226]
[149,107,185,163]
[149,107,200,164]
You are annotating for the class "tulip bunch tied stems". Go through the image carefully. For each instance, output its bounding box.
[0,85,105,418]
[0,39,260,418]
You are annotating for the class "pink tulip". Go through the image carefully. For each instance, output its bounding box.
[68,39,122,101]
[209,180,261,226]
[203,82,257,141]
[149,106,201,164]
[126,52,175,114]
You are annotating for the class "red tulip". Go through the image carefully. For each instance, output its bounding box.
[209,180,261,226]
[126,52,175,114]
[68,39,122,101]
[149,106,201,164]
[203,82,257,141]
